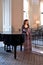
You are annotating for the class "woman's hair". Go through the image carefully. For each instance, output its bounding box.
[23,19,29,28]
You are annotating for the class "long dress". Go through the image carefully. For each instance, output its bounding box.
[22,27,32,52]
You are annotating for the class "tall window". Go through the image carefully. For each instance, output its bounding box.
[3,0,11,33]
[23,0,29,20]
[40,2,43,25]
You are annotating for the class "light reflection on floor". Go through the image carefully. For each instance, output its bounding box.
[32,47,43,54]
[0,42,4,47]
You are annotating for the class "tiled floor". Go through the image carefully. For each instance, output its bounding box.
[0,41,43,65]
[0,46,43,65]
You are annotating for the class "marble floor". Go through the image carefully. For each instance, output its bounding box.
[0,45,43,65]
[0,41,43,65]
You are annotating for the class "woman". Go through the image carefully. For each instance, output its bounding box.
[22,19,32,52]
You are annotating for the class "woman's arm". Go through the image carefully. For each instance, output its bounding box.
[22,25,26,33]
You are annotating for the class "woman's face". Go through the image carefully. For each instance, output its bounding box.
[25,21,28,25]
[24,21,29,28]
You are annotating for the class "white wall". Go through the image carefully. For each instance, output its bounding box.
[29,0,40,28]
[12,0,23,32]
[0,0,42,32]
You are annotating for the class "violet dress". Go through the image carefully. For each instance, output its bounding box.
[22,26,32,52]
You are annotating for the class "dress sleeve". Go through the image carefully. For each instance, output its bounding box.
[22,26,26,33]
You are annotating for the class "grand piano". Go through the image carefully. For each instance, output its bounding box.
[0,33,25,59]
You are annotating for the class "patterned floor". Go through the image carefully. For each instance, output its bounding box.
[0,46,43,65]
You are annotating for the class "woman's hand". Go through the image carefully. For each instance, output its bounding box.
[26,32,28,35]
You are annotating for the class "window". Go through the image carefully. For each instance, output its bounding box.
[40,2,43,25]
[23,0,29,20]
[3,0,12,33]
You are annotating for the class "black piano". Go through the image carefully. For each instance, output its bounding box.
[0,33,25,59]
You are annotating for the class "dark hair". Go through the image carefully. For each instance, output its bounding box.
[23,19,29,28]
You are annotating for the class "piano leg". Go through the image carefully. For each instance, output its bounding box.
[12,46,14,50]
[6,45,12,52]
[20,45,22,51]
[14,46,16,59]
[4,44,6,51]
